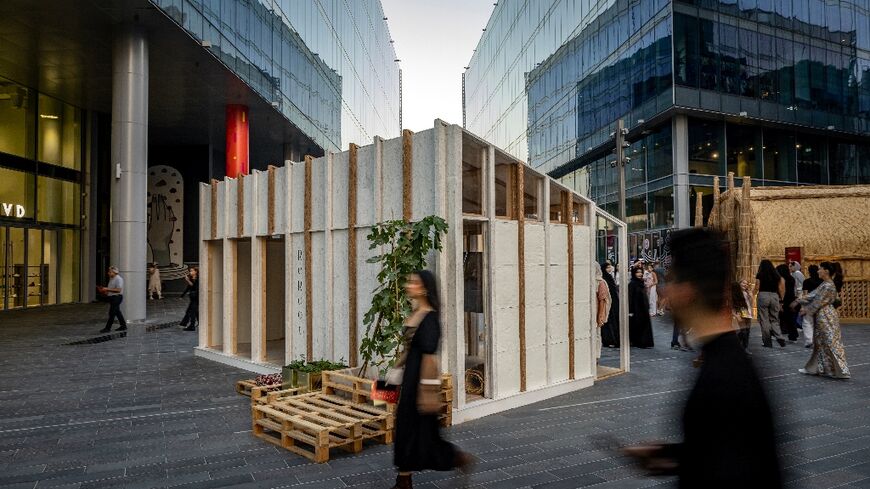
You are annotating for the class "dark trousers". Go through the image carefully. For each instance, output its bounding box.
[105,295,127,330]
[180,297,198,327]
[671,322,681,347]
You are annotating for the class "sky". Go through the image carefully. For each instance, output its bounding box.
[381,0,495,132]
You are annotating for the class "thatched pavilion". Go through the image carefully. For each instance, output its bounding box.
[708,177,870,321]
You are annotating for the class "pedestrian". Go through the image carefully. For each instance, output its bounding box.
[755,259,786,347]
[628,266,654,348]
[147,262,162,299]
[600,261,620,348]
[654,262,666,315]
[623,228,782,488]
[794,262,850,379]
[644,263,658,317]
[732,281,753,352]
[593,262,612,359]
[790,261,805,295]
[179,266,199,331]
[799,265,823,348]
[98,266,127,333]
[391,270,473,488]
[776,264,799,342]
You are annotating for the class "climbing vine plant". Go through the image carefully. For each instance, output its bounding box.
[358,216,449,377]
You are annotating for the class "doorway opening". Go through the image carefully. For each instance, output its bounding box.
[235,238,252,359]
[206,240,223,350]
[265,237,285,365]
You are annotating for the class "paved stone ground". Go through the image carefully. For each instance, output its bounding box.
[0,299,868,489]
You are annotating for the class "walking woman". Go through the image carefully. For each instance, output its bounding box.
[776,264,799,341]
[392,270,472,488]
[795,262,850,379]
[629,266,654,348]
[755,260,786,347]
[179,267,199,331]
[644,263,659,317]
[600,261,620,348]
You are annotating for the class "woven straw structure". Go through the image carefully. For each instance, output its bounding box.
[709,183,870,319]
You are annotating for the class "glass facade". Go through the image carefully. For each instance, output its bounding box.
[468,0,870,234]
[151,0,401,152]
[0,78,82,310]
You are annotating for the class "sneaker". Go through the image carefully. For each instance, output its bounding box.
[805,344,812,348]
[671,344,680,350]
[99,328,110,334]
[798,368,817,376]
[183,325,196,331]
[776,338,786,347]
[115,326,127,331]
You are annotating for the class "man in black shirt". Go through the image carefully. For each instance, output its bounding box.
[624,228,782,488]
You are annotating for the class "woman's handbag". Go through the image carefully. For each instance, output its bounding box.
[417,353,444,414]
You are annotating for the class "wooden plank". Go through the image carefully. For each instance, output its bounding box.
[565,190,575,380]
[402,129,413,221]
[304,155,313,361]
[516,164,527,392]
[237,173,245,237]
[210,179,218,239]
[267,165,276,235]
[347,144,359,366]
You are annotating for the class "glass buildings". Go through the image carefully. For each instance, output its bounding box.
[465,0,870,246]
[152,0,401,152]
[0,0,400,312]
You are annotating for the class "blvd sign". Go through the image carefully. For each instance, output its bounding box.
[1,203,26,218]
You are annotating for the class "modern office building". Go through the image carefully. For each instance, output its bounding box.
[464,0,870,261]
[0,0,400,317]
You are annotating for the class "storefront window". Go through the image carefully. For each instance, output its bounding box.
[0,167,35,219]
[38,94,82,170]
[59,229,79,304]
[27,228,41,307]
[37,177,80,225]
[0,77,35,159]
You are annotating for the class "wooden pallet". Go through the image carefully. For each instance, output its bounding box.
[235,379,287,399]
[251,385,307,405]
[252,392,393,463]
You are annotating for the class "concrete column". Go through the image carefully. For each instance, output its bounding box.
[673,114,690,229]
[110,26,148,321]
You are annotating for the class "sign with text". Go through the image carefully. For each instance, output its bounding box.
[1,202,26,218]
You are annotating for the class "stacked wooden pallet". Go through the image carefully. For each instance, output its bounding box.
[245,370,455,463]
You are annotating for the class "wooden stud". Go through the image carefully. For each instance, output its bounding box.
[237,174,245,237]
[564,191,575,380]
[268,165,276,235]
[516,164,526,392]
[402,129,413,221]
[210,179,218,239]
[257,237,267,361]
[347,144,359,367]
[304,155,314,361]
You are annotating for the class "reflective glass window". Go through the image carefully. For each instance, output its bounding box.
[726,123,762,178]
[795,134,825,183]
[37,94,82,170]
[829,141,860,184]
[0,167,35,218]
[648,186,674,229]
[688,118,724,175]
[0,77,35,159]
[647,125,673,180]
[762,128,797,182]
[59,228,79,304]
[626,193,647,232]
[37,177,79,225]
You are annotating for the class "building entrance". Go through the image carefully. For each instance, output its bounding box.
[0,225,79,310]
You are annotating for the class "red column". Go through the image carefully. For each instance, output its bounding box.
[226,104,249,178]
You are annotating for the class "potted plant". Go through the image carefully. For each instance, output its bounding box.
[358,216,448,403]
[283,358,348,391]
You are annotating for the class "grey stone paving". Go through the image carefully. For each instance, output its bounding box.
[0,299,868,489]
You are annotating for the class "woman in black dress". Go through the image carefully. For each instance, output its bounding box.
[179,267,198,331]
[776,264,798,341]
[628,266,655,348]
[600,261,620,348]
[392,270,472,488]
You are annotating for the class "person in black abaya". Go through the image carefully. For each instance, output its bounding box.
[391,270,472,489]
[776,264,799,341]
[601,261,620,348]
[629,266,655,348]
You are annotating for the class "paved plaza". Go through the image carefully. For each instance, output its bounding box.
[0,299,868,489]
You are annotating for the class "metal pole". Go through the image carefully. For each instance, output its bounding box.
[615,119,627,223]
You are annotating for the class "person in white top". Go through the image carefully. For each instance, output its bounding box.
[148,263,162,299]
[98,266,127,333]
[790,261,805,296]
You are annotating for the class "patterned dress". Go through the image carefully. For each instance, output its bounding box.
[798,281,850,378]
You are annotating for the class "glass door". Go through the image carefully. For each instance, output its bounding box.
[0,227,5,310]
[27,228,41,306]
[7,227,25,309]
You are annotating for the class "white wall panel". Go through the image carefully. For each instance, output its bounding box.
[332,152,349,229]
[255,170,269,236]
[356,144,378,227]
[289,163,306,233]
[224,179,237,238]
[289,232,307,361]
[311,232,329,359]
[331,230,350,362]
[273,166,287,234]
[410,129,438,220]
